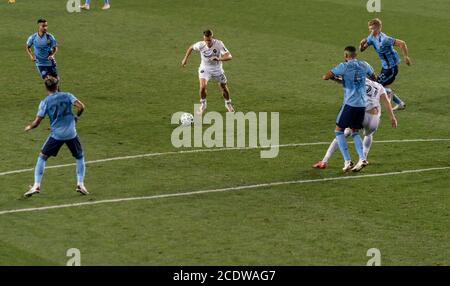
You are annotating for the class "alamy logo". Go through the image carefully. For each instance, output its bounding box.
[66,248,81,266]
[366,0,381,12]
[171,105,279,158]
[66,0,81,13]
[366,248,381,266]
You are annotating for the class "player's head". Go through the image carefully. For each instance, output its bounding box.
[44,76,59,93]
[203,29,214,46]
[37,18,48,33]
[368,18,382,35]
[343,46,357,60]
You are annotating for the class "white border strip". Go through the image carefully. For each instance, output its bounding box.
[0,166,448,215]
[1,138,449,177]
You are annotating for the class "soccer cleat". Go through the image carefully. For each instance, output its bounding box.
[225,101,235,112]
[102,4,111,10]
[76,185,89,195]
[24,185,40,198]
[342,161,354,172]
[80,4,90,10]
[352,160,369,172]
[393,102,406,111]
[313,160,328,169]
[196,102,207,115]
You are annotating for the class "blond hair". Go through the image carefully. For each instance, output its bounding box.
[368,18,382,28]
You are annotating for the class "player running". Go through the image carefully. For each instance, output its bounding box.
[181,30,235,115]
[24,77,88,197]
[360,18,411,111]
[26,19,59,80]
[313,78,398,169]
[323,46,376,172]
[81,0,111,10]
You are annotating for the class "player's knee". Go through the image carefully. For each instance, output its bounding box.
[39,152,49,161]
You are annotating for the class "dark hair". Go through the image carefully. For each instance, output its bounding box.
[344,46,357,57]
[44,76,59,92]
[37,18,47,24]
[203,29,213,37]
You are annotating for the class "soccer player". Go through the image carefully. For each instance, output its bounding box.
[24,77,88,197]
[313,78,398,169]
[323,46,376,172]
[81,0,110,10]
[360,18,411,111]
[181,29,234,115]
[26,19,59,80]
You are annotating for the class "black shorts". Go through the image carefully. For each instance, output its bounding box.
[36,60,58,79]
[336,104,366,130]
[377,65,398,86]
[41,136,84,159]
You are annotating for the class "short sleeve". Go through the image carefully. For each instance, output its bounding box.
[219,41,229,55]
[26,34,34,47]
[67,93,77,104]
[49,34,57,48]
[365,61,375,77]
[331,63,346,77]
[379,85,387,97]
[366,34,373,46]
[37,101,46,118]
[382,36,395,47]
[192,41,202,51]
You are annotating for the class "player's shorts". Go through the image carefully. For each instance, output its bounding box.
[198,68,227,84]
[363,112,380,137]
[36,60,58,79]
[41,135,83,159]
[377,65,398,86]
[336,104,366,130]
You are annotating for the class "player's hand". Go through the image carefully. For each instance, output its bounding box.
[30,55,36,62]
[48,55,55,61]
[391,117,398,128]
[24,125,32,132]
[210,56,220,62]
[405,56,412,66]
[181,58,188,67]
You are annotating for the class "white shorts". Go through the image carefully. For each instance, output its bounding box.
[198,68,227,84]
[363,112,380,137]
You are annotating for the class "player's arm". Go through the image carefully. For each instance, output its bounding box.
[74,100,85,119]
[380,93,398,128]
[360,38,369,52]
[48,46,58,60]
[24,116,44,132]
[322,70,335,80]
[26,45,35,62]
[181,45,194,67]
[394,39,411,66]
[211,51,232,62]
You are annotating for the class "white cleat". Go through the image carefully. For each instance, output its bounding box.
[352,160,369,172]
[24,185,40,198]
[76,185,89,195]
[342,161,354,173]
[225,101,235,112]
[102,4,111,10]
[196,103,207,116]
[393,102,406,111]
[80,4,90,10]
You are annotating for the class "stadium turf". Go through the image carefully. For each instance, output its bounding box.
[0,0,449,265]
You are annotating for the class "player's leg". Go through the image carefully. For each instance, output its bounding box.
[350,107,369,172]
[25,137,63,197]
[197,77,208,115]
[379,66,405,110]
[102,0,111,10]
[66,136,89,195]
[313,128,352,169]
[81,0,91,9]
[335,105,354,172]
[362,113,380,160]
[219,82,235,112]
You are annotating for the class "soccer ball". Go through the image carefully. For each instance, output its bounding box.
[180,113,193,126]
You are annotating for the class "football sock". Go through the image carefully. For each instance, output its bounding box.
[363,134,373,159]
[335,131,351,161]
[85,0,91,5]
[322,139,338,163]
[104,0,109,4]
[34,156,47,187]
[352,132,366,161]
[392,94,403,105]
[76,157,86,186]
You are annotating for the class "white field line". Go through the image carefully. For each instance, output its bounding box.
[1,138,449,177]
[0,166,448,216]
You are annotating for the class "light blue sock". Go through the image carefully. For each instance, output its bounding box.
[76,157,86,185]
[34,156,47,185]
[352,132,366,160]
[335,131,351,161]
[392,94,403,105]
[85,0,91,5]
[104,0,109,4]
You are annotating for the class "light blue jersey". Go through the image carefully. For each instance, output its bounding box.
[367,32,400,69]
[37,92,78,140]
[26,32,57,67]
[331,59,375,107]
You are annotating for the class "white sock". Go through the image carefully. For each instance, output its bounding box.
[33,183,40,188]
[363,135,373,159]
[323,139,339,162]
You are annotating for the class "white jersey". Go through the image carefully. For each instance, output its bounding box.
[365,79,386,114]
[193,39,229,72]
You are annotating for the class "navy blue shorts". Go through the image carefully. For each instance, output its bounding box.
[36,61,58,79]
[336,104,366,130]
[377,65,398,86]
[41,136,83,159]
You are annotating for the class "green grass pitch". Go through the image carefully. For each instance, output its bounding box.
[0,0,449,265]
